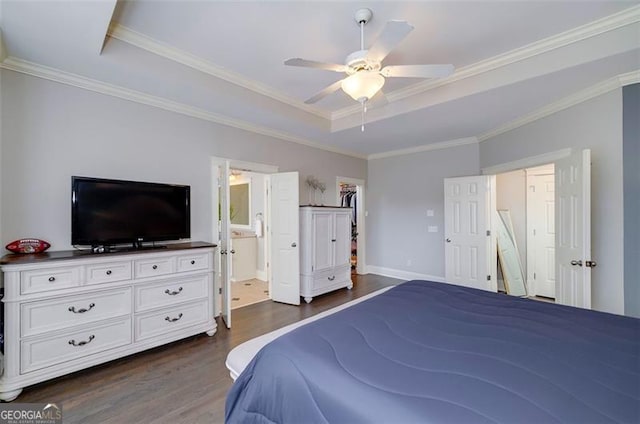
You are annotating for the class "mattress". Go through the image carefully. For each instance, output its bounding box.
[225,280,640,423]
[225,286,393,380]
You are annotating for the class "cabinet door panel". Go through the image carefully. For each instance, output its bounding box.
[334,212,351,268]
[312,213,333,271]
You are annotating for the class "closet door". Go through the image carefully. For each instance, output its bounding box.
[313,212,333,272]
[333,212,351,268]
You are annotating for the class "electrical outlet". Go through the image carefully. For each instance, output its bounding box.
[427,209,434,217]
[428,226,438,233]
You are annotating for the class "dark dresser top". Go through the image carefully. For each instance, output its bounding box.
[0,241,217,266]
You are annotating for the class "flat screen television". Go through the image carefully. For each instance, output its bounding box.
[71,176,190,248]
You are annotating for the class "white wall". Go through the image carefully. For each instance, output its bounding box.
[367,143,480,280]
[0,70,367,252]
[480,89,624,315]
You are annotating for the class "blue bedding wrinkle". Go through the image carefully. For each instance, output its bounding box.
[226,280,640,424]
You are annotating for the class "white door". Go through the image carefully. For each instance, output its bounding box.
[270,172,300,305]
[219,162,232,328]
[444,176,496,291]
[555,149,592,309]
[528,173,556,298]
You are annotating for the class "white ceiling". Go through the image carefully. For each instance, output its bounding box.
[1,1,639,158]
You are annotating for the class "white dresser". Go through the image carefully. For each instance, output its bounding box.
[300,206,353,303]
[0,242,216,401]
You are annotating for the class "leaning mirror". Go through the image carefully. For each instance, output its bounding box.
[496,209,527,297]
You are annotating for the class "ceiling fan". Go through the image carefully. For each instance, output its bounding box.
[285,8,455,107]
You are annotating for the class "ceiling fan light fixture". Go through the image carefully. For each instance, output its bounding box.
[341,71,385,102]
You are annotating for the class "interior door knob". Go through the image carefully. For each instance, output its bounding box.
[570,260,583,266]
[446,238,451,243]
[230,249,236,254]
[291,242,297,248]
[585,260,597,268]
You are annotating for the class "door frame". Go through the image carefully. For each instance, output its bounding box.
[335,177,366,275]
[211,156,279,317]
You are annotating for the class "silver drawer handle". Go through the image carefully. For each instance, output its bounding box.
[106,270,112,275]
[190,260,196,265]
[68,303,96,314]
[69,335,95,347]
[48,276,56,282]
[328,276,336,281]
[152,265,158,270]
[164,287,183,296]
[165,313,183,323]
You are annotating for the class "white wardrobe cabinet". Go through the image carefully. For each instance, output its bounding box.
[300,206,353,303]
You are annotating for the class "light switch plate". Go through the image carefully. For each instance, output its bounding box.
[427,209,434,217]
[428,226,438,233]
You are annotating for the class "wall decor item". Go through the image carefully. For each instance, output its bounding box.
[5,239,51,254]
[305,176,326,205]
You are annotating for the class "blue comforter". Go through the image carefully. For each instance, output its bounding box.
[226,281,640,423]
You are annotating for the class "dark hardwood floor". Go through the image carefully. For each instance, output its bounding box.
[15,274,401,423]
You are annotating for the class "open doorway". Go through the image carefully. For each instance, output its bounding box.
[496,163,555,302]
[228,170,270,309]
[336,177,366,276]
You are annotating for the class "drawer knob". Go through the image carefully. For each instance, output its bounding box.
[164,287,183,296]
[69,335,95,347]
[328,276,336,281]
[152,265,158,270]
[165,313,183,323]
[48,276,56,282]
[190,260,196,265]
[106,270,112,275]
[68,303,96,314]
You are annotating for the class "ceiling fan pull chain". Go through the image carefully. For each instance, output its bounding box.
[360,21,365,51]
[361,101,365,132]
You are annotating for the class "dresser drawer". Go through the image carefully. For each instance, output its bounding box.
[21,318,132,373]
[176,252,210,273]
[134,257,175,279]
[135,275,209,312]
[21,288,132,337]
[312,265,350,289]
[85,261,132,285]
[21,266,83,295]
[134,300,209,341]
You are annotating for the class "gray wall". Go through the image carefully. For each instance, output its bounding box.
[623,83,639,318]
[367,143,480,279]
[0,70,366,251]
[480,89,624,315]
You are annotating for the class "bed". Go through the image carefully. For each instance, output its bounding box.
[225,280,640,423]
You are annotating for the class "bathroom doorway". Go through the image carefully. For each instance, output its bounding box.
[228,170,271,309]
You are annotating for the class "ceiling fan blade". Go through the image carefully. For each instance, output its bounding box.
[366,21,414,63]
[304,79,345,104]
[285,58,347,73]
[380,64,455,78]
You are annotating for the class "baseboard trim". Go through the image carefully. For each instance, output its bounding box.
[256,270,268,282]
[366,266,445,283]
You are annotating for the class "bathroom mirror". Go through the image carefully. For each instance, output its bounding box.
[496,209,527,297]
[230,181,251,227]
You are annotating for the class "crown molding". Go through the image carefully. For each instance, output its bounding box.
[367,137,478,160]
[478,70,640,142]
[0,57,366,160]
[332,5,640,120]
[107,23,331,121]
